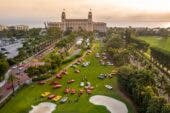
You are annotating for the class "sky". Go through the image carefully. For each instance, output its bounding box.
[0,0,170,28]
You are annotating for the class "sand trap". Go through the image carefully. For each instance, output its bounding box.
[89,95,128,113]
[29,102,56,113]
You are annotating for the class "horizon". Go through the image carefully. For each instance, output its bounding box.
[1,0,170,28]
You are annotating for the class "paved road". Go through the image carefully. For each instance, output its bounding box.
[0,40,57,104]
[0,40,56,87]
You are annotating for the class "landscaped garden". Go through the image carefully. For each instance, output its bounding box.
[0,42,136,113]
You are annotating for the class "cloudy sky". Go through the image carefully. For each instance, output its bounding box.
[1,0,170,27]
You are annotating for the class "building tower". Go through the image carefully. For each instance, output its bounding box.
[61,9,66,22]
[88,9,92,21]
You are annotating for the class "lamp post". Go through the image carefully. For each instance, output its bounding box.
[10,73,15,95]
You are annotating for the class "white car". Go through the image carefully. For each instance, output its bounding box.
[95,53,100,58]
[105,85,113,90]
[60,97,68,103]
[107,62,113,66]
[82,62,90,67]
[80,82,85,87]
[86,82,91,87]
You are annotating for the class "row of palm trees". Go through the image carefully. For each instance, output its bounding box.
[13,28,61,63]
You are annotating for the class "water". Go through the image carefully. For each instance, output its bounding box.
[0,39,23,59]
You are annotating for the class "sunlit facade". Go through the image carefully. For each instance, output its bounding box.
[47,10,107,33]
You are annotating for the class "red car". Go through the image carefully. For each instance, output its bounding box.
[64,71,68,75]
[86,89,92,94]
[56,74,62,79]
[51,81,59,85]
[67,79,75,84]
[70,89,76,94]
[53,84,62,88]
[64,88,70,94]
[38,81,46,84]
[48,94,55,99]
[79,89,84,94]
[61,70,67,75]
[6,84,13,90]
[88,86,94,90]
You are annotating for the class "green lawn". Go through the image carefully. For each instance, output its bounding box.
[0,42,136,113]
[138,36,170,52]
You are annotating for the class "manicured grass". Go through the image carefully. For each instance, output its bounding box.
[138,36,170,52]
[0,42,136,113]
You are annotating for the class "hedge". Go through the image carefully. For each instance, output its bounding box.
[130,37,149,52]
[150,47,170,70]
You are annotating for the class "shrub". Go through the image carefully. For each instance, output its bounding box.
[32,74,51,81]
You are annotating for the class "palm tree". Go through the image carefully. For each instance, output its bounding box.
[157,76,167,90]
[164,84,170,102]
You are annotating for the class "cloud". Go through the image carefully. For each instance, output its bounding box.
[0,0,170,27]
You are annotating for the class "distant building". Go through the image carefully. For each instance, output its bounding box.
[8,25,29,31]
[8,26,16,30]
[153,28,160,33]
[15,25,29,31]
[0,25,8,31]
[47,10,107,33]
[167,28,170,32]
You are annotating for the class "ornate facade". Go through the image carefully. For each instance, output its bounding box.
[47,10,106,33]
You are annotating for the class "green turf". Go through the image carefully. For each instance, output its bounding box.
[0,42,136,113]
[138,36,170,52]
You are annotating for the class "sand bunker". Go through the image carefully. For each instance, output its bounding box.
[29,102,56,113]
[89,95,128,113]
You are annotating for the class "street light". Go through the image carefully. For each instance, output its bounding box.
[10,73,15,95]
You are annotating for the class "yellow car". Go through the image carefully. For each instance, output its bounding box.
[52,95,62,102]
[41,92,50,97]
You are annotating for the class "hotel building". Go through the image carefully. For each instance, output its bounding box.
[47,10,107,33]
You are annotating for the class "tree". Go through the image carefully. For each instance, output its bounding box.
[164,84,170,102]
[64,28,72,36]
[0,52,6,59]
[49,53,62,69]
[106,34,125,49]
[105,33,130,66]
[161,104,170,113]
[117,65,161,113]
[146,96,166,113]
[0,59,9,81]
[47,27,61,38]
[129,38,149,52]
[150,47,170,70]
[108,49,130,66]
[26,65,50,77]
[28,28,41,37]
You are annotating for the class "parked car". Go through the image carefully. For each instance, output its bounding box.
[98,74,106,80]
[80,82,85,87]
[95,53,100,58]
[105,85,113,90]
[60,97,68,103]
[82,62,90,67]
